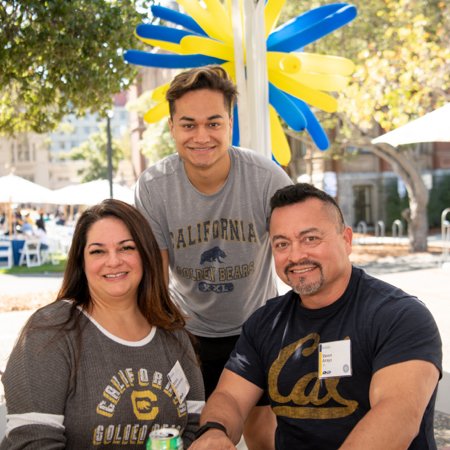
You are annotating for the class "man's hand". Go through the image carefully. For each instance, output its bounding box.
[189,429,237,449]
[188,370,264,448]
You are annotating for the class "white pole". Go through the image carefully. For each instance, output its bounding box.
[243,0,271,158]
[231,0,270,158]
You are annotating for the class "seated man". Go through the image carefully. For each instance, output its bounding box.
[190,183,442,450]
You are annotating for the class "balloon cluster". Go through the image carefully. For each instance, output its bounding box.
[125,0,357,165]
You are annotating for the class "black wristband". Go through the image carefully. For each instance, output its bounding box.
[194,421,228,440]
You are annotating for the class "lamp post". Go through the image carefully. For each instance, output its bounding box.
[106,111,114,199]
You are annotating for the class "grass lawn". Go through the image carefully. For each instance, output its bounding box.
[0,258,66,275]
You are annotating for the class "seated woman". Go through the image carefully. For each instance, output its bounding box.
[0,199,204,449]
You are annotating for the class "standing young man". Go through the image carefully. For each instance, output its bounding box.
[134,65,293,449]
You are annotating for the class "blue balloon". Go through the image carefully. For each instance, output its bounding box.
[150,5,207,36]
[269,83,307,131]
[124,50,227,69]
[286,94,329,150]
[267,4,357,52]
[136,24,200,44]
[232,104,240,146]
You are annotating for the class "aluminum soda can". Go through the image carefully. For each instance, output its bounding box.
[146,427,183,449]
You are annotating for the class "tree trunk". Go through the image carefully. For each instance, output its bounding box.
[405,181,429,251]
[359,141,429,252]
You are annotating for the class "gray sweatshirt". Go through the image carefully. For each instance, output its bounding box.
[1,301,204,449]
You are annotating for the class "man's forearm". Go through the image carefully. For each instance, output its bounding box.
[339,399,421,449]
[199,390,246,444]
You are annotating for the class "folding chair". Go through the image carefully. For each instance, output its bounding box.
[40,238,60,265]
[0,241,13,269]
[18,239,42,267]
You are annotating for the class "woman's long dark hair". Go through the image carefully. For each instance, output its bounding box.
[57,199,185,330]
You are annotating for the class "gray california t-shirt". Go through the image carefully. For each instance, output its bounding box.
[135,147,292,337]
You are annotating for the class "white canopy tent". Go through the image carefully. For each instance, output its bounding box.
[371,103,450,147]
[0,174,56,237]
[52,179,134,206]
[0,174,55,204]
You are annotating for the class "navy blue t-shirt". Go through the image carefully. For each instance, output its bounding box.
[226,267,442,449]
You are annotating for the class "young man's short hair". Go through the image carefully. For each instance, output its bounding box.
[166,65,238,117]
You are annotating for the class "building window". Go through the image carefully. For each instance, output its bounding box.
[353,185,373,226]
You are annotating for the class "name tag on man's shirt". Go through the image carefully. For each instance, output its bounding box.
[318,339,352,379]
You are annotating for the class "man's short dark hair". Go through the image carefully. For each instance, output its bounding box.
[270,183,345,227]
[166,65,238,117]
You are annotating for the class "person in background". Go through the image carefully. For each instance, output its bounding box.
[135,65,293,450]
[55,210,66,226]
[1,199,204,449]
[0,212,6,235]
[190,183,442,450]
[34,215,49,253]
[21,213,34,235]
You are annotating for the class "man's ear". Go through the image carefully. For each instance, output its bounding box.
[343,226,353,255]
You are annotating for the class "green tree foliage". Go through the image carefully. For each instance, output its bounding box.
[67,124,125,182]
[0,0,151,135]
[140,120,176,163]
[339,0,449,135]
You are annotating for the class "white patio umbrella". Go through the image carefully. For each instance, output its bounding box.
[372,103,450,146]
[0,174,55,204]
[52,179,134,206]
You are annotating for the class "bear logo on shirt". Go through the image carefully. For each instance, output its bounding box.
[200,246,227,264]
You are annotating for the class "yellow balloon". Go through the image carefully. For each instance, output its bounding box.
[144,101,170,123]
[136,35,183,54]
[221,62,237,83]
[294,52,355,76]
[203,0,232,31]
[176,0,232,43]
[286,70,350,91]
[264,0,286,37]
[269,69,338,113]
[151,83,170,102]
[269,105,291,166]
[267,52,301,74]
[180,36,234,60]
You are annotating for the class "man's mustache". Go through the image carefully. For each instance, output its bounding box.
[284,260,322,276]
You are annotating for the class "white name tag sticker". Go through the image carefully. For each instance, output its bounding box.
[168,360,190,404]
[318,340,352,379]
